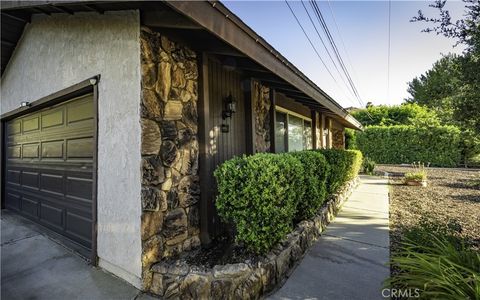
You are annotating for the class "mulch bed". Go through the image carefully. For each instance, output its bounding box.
[375,165,480,251]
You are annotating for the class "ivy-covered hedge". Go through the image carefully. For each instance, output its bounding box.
[318,149,363,194]
[354,125,462,167]
[214,149,361,254]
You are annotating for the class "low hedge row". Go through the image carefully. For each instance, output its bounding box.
[353,125,462,167]
[319,149,363,194]
[214,149,362,254]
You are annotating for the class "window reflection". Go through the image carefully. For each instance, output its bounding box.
[288,115,303,152]
[274,108,312,153]
[275,111,287,153]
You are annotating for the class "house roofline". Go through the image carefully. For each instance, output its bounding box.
[1,0,363,130]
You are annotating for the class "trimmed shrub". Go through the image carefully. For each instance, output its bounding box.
[355,125,462,167]
[214,153,304,254]
[318,149,363,194]
[214,149,362,254]
[288,151,330,221]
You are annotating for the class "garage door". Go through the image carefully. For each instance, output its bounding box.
[4,94,94,253]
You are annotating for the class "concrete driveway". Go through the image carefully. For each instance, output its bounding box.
[1,210,154,300]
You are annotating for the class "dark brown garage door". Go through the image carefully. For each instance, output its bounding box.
[4,94,94,253]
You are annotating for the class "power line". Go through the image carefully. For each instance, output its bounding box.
[326,0,361,92]
[310,0,363,106]
[284,0,339,87]
[309,0,373,120]
[387,0,391,104]
[300,0,357,105]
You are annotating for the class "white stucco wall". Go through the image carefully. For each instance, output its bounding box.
[1,11,143,288]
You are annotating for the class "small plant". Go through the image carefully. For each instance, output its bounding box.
[404,172,427,181]
[387,228,480,299]
[361,156,376,175]
[404,162,429,186]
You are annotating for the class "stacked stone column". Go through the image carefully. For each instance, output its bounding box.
[140,27,200,288]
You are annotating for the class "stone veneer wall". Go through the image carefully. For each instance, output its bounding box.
[252,81,271,153]
[148,177,360,298]
[140,27,200,288]
[332,126,345,149]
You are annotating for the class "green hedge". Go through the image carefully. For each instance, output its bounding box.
[214,149,361,254]
[214,153,304,254]
[355,125,462,167]
[317,149,363,194]
[288,151,329,221]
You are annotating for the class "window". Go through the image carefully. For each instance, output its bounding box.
[275,107,312,152]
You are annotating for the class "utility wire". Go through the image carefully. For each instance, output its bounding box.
[387,0,391,104]
[300,0,357,105]
[284,0,340,89]
[311,0,362,105]
[310,0,373,120]
[326,0,361,92]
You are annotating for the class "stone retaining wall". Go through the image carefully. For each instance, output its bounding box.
[148,177,359,299]
[140,26,200,289]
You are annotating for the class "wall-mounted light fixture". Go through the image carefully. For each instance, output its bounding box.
[222,93,236,119]
[20,101,31,107]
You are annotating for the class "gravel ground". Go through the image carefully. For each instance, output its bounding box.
[375,165,480,248]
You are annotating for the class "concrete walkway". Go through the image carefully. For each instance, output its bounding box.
[271,175,390,300]
[1,211,156,300]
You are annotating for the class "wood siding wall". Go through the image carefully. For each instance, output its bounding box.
[205,57,246,238]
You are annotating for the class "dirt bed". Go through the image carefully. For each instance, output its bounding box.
[375,165,480,248]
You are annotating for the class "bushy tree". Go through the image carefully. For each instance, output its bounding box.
[405,54,462,123]
[410,0,480,134]
[351,103,440,127]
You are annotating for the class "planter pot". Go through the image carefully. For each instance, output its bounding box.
[405,179,428,187]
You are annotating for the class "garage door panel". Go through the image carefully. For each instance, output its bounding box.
[67,96,94,125]
[4,94,94,253]
[40,173,64,195]
[7,121,21,136]
[5,193,21,210]
[7,145,21,158]
[40,203,64,229]
[21,171,39,190]
[6,169,21,185]
[66,212,92,246]
[22,116,40,133]
[66,176,92,202]
[41,109,64,129]
[41,140,64,159]
[22,143,39,158]
[66,137,93,159]
[21,197,39,218]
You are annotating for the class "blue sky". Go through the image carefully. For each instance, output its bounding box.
[223,1,467,108]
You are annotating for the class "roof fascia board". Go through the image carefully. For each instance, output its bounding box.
[165,1,362,130]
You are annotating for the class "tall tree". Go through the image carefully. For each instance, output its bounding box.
[410,0,480,134]
[405,54,462,123]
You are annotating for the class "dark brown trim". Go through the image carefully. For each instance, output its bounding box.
[311,110,317,150]
[164,1,362,130]
[1,122,5,209]
[91,81,99,266]
[0,75,100,264]
[244,79,254,155]
[198,52,212,245]
[1,76,100,121]
[269,88,276,153]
